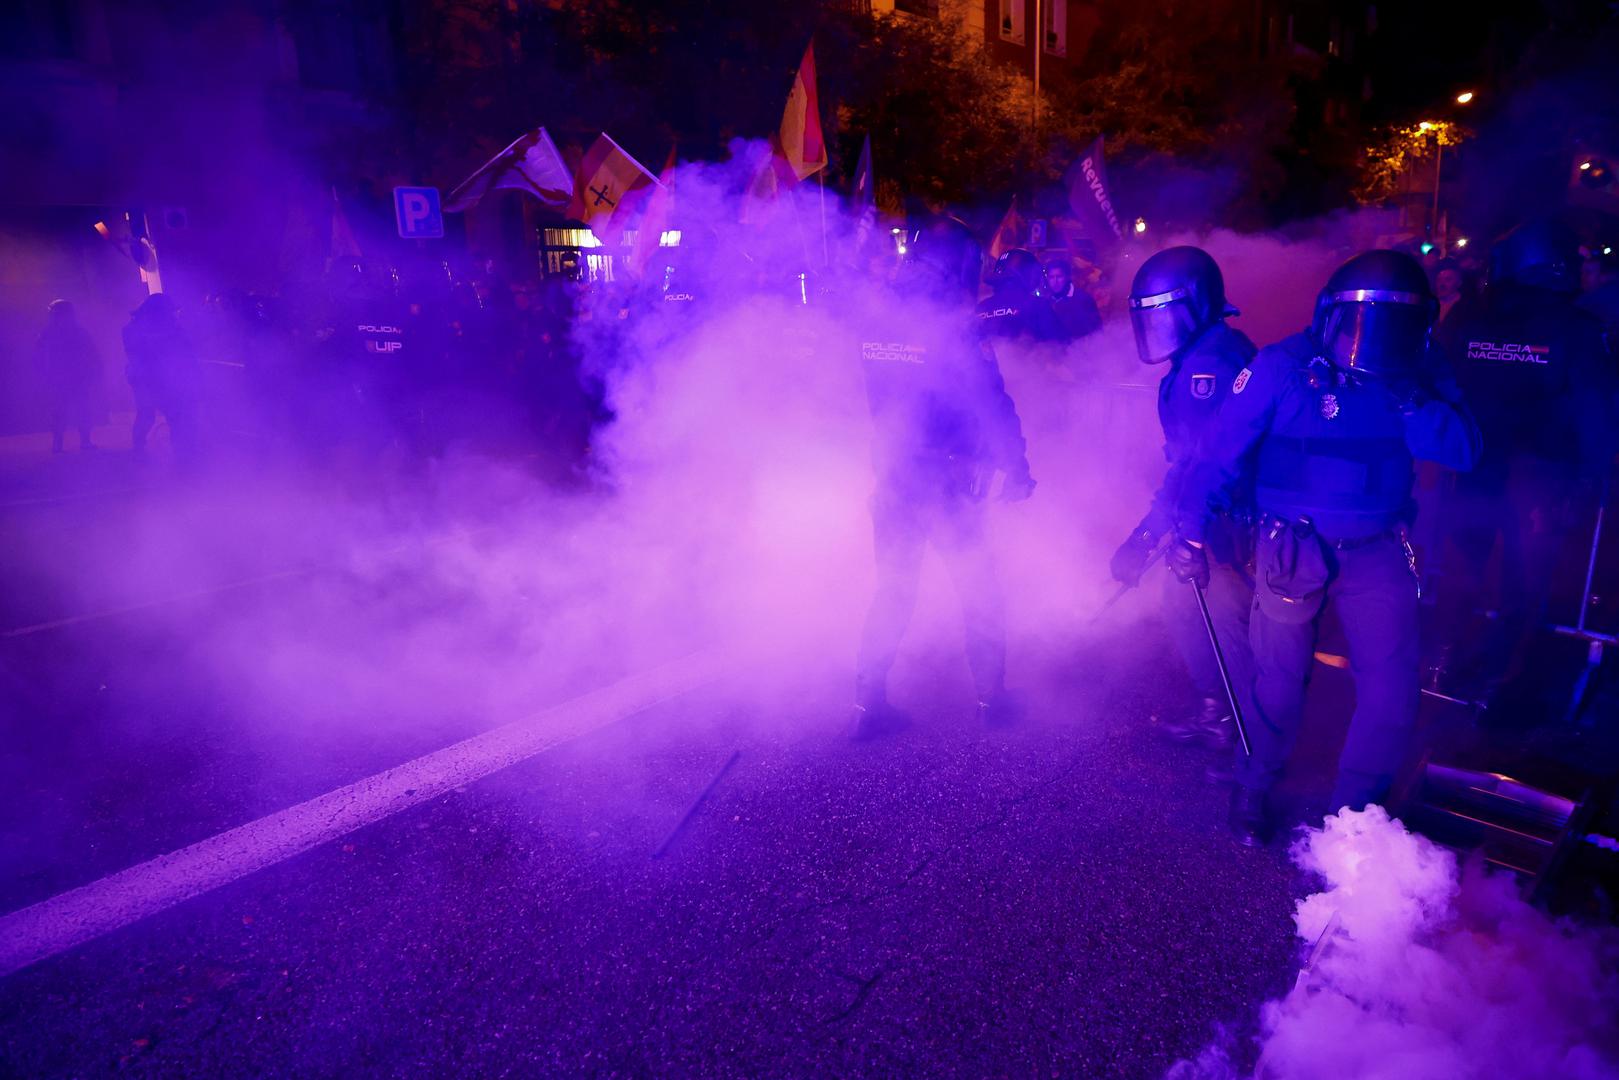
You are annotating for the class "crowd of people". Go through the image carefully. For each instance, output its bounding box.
[25,214,1616,847]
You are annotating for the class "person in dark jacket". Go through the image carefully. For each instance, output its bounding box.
[1175,250,1482,843]
[1043,258,1103,343]
[34,299,100,452]
[1109,247,1257,753]
[853,217,1037,740]
[122,292,200,460]
[1435,219,1619,709]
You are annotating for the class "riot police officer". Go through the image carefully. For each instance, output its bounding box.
[853,217,1037,740]
[1436,220,1619,710]
[1109,246,1257,752]
[975,248,1064,343]
[1176,250,1481,843]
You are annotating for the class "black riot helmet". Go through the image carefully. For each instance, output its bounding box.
[1128,246,1235,364]
[1489,218,1581,294]
[1310,250,1437,379]
[988,248,1045,297]
[900,216,984,301]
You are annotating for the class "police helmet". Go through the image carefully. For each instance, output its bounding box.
[901,216,984,299]
[1128,246,1235,364]
[988,248,1045,296]
[1489,218,1581,294]
[1311,250,1436,379]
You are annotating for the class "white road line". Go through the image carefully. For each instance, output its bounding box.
[0,649,729,978]
[0,568,314,639]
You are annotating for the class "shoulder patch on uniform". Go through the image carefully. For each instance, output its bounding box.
[1232,368,1252,394]
[1190,373,1217,400]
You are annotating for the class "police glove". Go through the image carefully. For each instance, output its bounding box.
[1384,376,1432,416]
[1109,530,1157,586]
[1167,537,1210,589]
[999,466,1037,503]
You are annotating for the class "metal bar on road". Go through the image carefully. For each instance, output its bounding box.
[653,749,741,860]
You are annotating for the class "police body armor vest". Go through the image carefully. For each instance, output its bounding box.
[1252,339,1413,535]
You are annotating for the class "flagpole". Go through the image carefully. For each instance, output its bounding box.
[817,170,829,268]
[787,184,815,275]
[1032,0,1042,133]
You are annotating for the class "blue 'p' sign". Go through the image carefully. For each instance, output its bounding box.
[393,186,443,239]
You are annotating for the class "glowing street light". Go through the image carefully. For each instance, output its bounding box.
[1133,217,1148,235]
[1455,91,1475,105]
[1418,120,1435,132]
[1455,237,1469,249]
[1581,160,1594,171]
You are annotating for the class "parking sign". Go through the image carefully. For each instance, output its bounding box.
[393,186,443,239]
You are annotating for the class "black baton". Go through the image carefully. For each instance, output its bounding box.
[1090,534,1175,625]
[1192,581,1252,758]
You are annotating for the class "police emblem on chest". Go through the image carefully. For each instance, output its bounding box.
[1319,393,1341,420]
[1190,373,1216,400]
[1232,368,1252,394]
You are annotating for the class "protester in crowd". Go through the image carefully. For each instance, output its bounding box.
[33,299,100,453]
[122,292,201,461]
[1043,257,1103,343]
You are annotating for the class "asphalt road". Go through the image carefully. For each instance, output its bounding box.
[0,429,1444,1078]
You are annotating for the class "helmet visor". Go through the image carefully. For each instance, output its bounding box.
[1320,291,1432,376]
[1129,288,1200,364]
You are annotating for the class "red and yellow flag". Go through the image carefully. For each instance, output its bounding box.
[568,134,659,245]
[988,197,1022,260]
[778,43,827,183]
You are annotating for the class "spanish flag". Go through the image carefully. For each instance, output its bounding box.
[778,43,827,183]
[568,133,660,245]
[988,197,1022,260]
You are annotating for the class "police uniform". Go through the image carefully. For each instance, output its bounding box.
[1181,331,1482,811]
[855,301,1033,710]
[974,290,1065,344]
[1440,287,1618,694]
[1134,321,1258,715]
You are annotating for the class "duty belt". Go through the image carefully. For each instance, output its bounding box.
[1257,513,1393,550]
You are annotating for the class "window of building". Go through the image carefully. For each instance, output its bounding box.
[1044,0,1067,56]
[894,0,940,17]
[999,0,1025,44]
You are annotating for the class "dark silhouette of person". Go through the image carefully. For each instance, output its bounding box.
[34,299,100,452]
[122,293,200,461]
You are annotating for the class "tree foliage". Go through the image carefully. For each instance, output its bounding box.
[395,0,1302,223]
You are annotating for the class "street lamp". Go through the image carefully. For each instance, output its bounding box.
[1419,119,1446,250]
[1133,218,1148,235]
[1455,91,1475,105]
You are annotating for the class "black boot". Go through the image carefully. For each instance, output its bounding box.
[1162,697,1231,750]
[977,688,1025,730]
[1228,786,1269,847]
[851,679,910,742]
